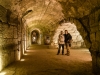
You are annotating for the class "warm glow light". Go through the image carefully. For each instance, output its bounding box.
[23,43,25,55]
[0,57,1,71]
[24,54,28,55]
[25,50,36,52]
[17,44,21,60]
[25,35,27,51]
[53,22,84,48]
[18,51,21,60]
[0,72,6,75]
[0,54,3,71]
[20,59,25,61]
[82,49,90,53]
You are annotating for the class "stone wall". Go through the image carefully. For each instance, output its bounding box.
[73,10,100,74]
[89,10,100,74]
[0,23,18,71]
[53,23,85,48]
[0,5,23,71]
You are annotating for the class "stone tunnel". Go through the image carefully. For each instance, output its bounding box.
[0,0,100,75]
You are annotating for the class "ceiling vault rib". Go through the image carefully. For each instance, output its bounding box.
[36,0,51,25]
[35,0,46,25]
[38,7,62,25]
[39,12,63,26]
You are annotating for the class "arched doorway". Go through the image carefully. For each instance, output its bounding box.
[31,30,39,44]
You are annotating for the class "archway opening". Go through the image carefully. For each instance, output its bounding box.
[31,30,39,44]
[53,22,86,49]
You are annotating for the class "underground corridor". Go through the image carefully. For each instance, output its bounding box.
[0,0,100,75]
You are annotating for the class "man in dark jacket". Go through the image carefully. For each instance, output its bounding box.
[64,30,72,56]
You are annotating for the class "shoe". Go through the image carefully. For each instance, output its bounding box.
[57,53,59,55]
[67,54,70,56]
[65,53,70,56]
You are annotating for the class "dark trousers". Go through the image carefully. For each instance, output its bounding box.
[57,44,64,54]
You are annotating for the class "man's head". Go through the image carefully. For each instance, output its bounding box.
[65,30,68,34]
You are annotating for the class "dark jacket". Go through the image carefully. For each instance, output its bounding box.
[64,33,72,43]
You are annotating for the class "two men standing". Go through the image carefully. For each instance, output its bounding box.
[57,30,72,56]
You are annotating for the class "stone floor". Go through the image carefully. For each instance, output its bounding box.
[0,45,94,75]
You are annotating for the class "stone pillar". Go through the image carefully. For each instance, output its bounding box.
[92,51,100,75]
[91,30,100,74]
[90,41,100,75]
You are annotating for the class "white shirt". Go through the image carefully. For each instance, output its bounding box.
[58,34,65,44]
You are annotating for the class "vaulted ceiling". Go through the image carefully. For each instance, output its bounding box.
[1,0,100,28]
[21,0,64,28]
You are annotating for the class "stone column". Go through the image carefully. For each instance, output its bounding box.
[92,51,100,75]
[91,30,100,74]
[89,42,100,75]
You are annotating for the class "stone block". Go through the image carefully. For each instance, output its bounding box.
[0,22,2,30]
[84,39,91,48]
[90,26,99,33]
[97,55,100,71]
[2,25,14,38]
[81,42,86,47]
[98,42,100,52]
[76,41,81,46]
[74,20,82,29]
[81,17,89,27]
[90,33,95,42]
[13,26,18,38]
[91,42,99,51]
[95,10,100,23]
[0,5,7,22]
[92,52,99,73]
[71,41,81,48]
[0,33,2,38]
[75,32,80,35]
[71,33,76,35]
[96,31,100,42]
[10,52,15,62]
[90,22,99,28]
[89,13,95,26]
[95,52,100,75]
[72,35,77,40]
[79,30,87,39]
[76,35,82,41]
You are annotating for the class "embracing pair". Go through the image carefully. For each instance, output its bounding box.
[57,30,72,56]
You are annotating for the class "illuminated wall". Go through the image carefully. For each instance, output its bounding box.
[53,23,85,48]
[0,5,25,71]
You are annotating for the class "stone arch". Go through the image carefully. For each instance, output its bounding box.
[30,28,41,45]
[0,0,100,74]
[68,16,100,73]
[53,22,85,48]
[31,30,39,44]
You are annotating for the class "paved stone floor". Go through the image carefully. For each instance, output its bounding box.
[0,46,94,75]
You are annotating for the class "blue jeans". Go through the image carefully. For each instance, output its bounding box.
[57,44,64,55]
